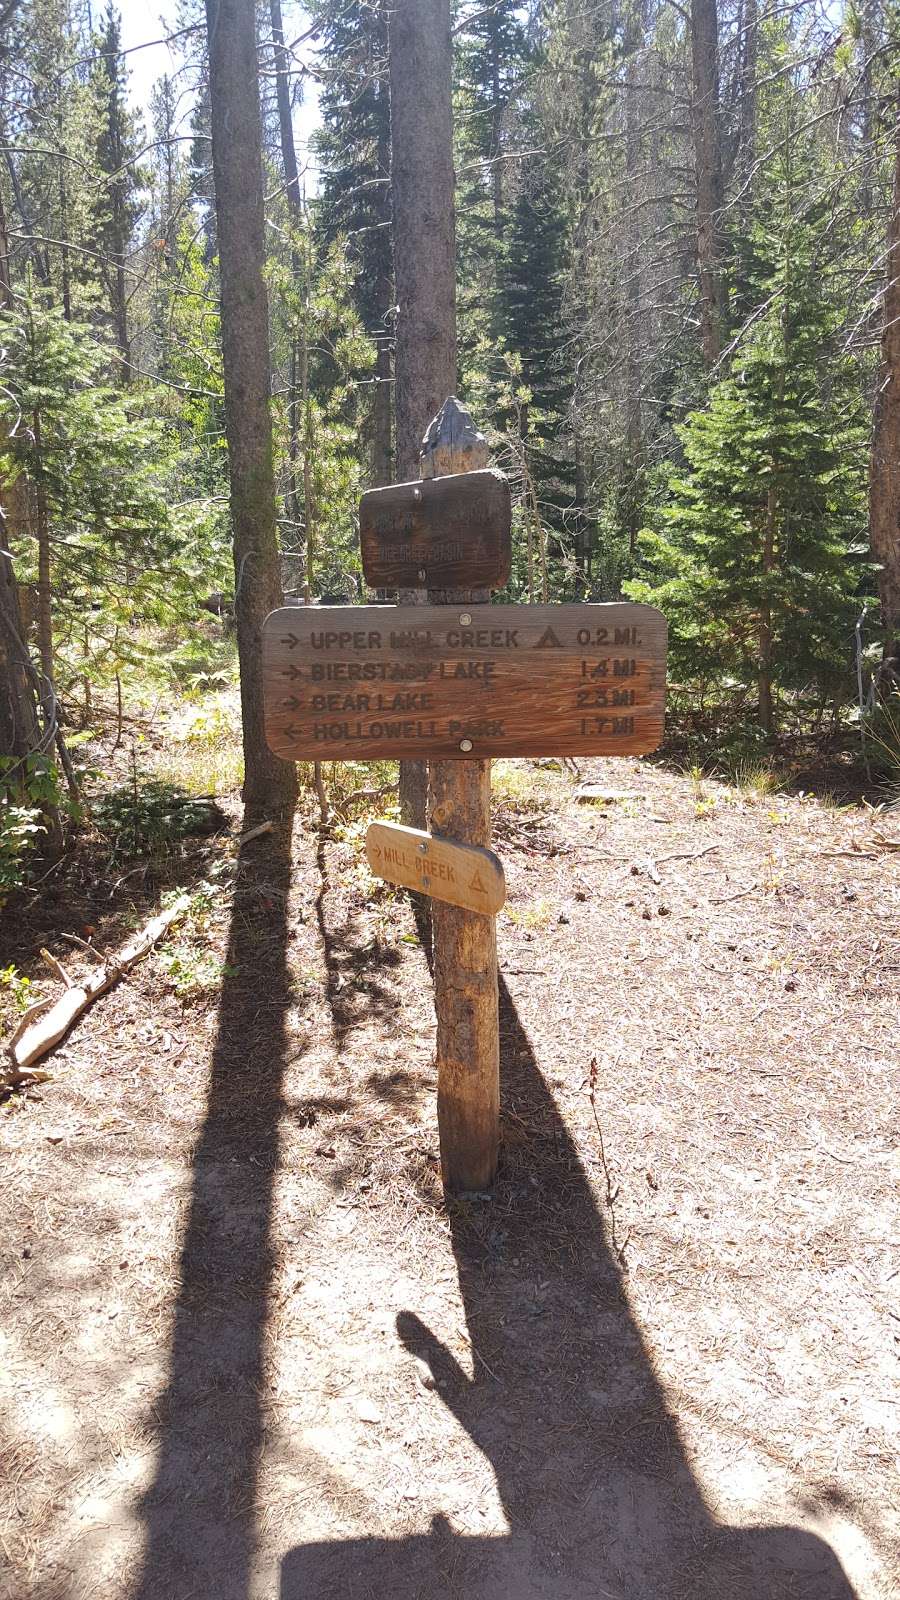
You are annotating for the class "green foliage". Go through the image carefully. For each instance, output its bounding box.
[268,223,376,591]
[0,752,62,901]
[0,290,228,697]
[157,940,234,998]
[0,965,35,1011]
[629,134,871,730]
[93,779,225,861]
[0,803,46,902]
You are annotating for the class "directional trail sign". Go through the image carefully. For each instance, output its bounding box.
[366,821,506,914]
[263,600,666,763]
[359,468,511,591]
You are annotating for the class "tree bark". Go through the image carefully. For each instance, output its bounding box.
[372,46,393,489]
[759,485,776,736]
[205,0,297,821]
[269,0,300,214]
[389,0,457,830]
[869,101,900,651]
[424,397,498,1193]
[690,0,727,368]
[623,3,645,557]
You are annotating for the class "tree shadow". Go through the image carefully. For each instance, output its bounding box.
[131,823,297,1600]
[313,836,407,1049]
[281,977,858,1599]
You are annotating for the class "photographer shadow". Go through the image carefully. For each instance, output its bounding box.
[282,979,856,1599]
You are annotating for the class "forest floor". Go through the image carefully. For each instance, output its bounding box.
[1,733,898,1600]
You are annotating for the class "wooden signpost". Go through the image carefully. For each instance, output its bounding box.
[262,601,666,763]
[366,821,506,914]
[263,396,668,1195]
[359,469,511,591]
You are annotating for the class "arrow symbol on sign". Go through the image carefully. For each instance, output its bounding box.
[280,632,299,648]
[281,664,302,680]
[283,724,301,741]
[282,695,301,711]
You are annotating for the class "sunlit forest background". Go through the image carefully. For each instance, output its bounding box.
[2,0,899,893]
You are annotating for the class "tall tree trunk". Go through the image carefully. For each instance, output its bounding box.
[389,0,457,828]
[269,0,327,824]
[33,438,53,692]
[690,0,727,368]
[205,0,297,821]
[869,101,900,652]
[113,259,130,382]
[759,485,776,736]
[623,2,645,556]
[269,0,305,555]
[738,0,757,201]
[269,0,300,214]
[57,105,71,320]
[372,53,393,489]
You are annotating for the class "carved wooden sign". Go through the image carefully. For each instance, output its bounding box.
[263,601,666,762]
[359,469,511,590]
[366,821,506,914]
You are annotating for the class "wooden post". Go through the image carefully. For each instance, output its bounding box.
[422,396,499,1192]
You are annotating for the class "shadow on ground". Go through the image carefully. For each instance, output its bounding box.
[129,831,856,1600]
[131,823,297,1600]
[282,979,857,1600]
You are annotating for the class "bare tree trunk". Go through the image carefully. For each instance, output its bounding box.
[869,103,900,654]
[389,0,457,829]
[269,0,305,554]
[759,486,776,736]
[269,0,300,213]
[32,411,53,692]
[205,0,297,822]
[690,0,727,368]
[372,48,393,489]
[113,259,130,384]
[269,0,327,827]
[56,105,71,320]
[623,4,645,556]
[738,0,757,200]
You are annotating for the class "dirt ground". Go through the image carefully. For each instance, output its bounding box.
[1,755,898,1600]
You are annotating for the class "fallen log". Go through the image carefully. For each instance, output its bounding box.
[6,896,191,1079]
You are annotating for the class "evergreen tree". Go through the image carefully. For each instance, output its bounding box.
[0,292,222,695]
[311,0,392,481]
[496,122,576,586]
[629,189,870,733]
[454,0,530,333]
[90,2,146,381]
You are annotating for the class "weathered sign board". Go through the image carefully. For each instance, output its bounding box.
[359,468,511,590]
[263,601,666,763]
[366,820,506,914]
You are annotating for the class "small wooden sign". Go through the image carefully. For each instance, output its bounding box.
[366,821,506,914]
[359,469,511,590]
[263,601,666,762]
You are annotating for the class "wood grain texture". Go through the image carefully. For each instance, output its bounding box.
[262,601,666,762]
[366,821,506,913]
[359,469,511,590]
[428,754,498,1191]
[418,396,499,1193]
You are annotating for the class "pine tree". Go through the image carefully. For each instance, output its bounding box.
[497,126,575,584]
[454,0,530,332]
[90,2,146,381]
[0,293,199,696]
[630,189,870,733]
[311,0,392,481]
